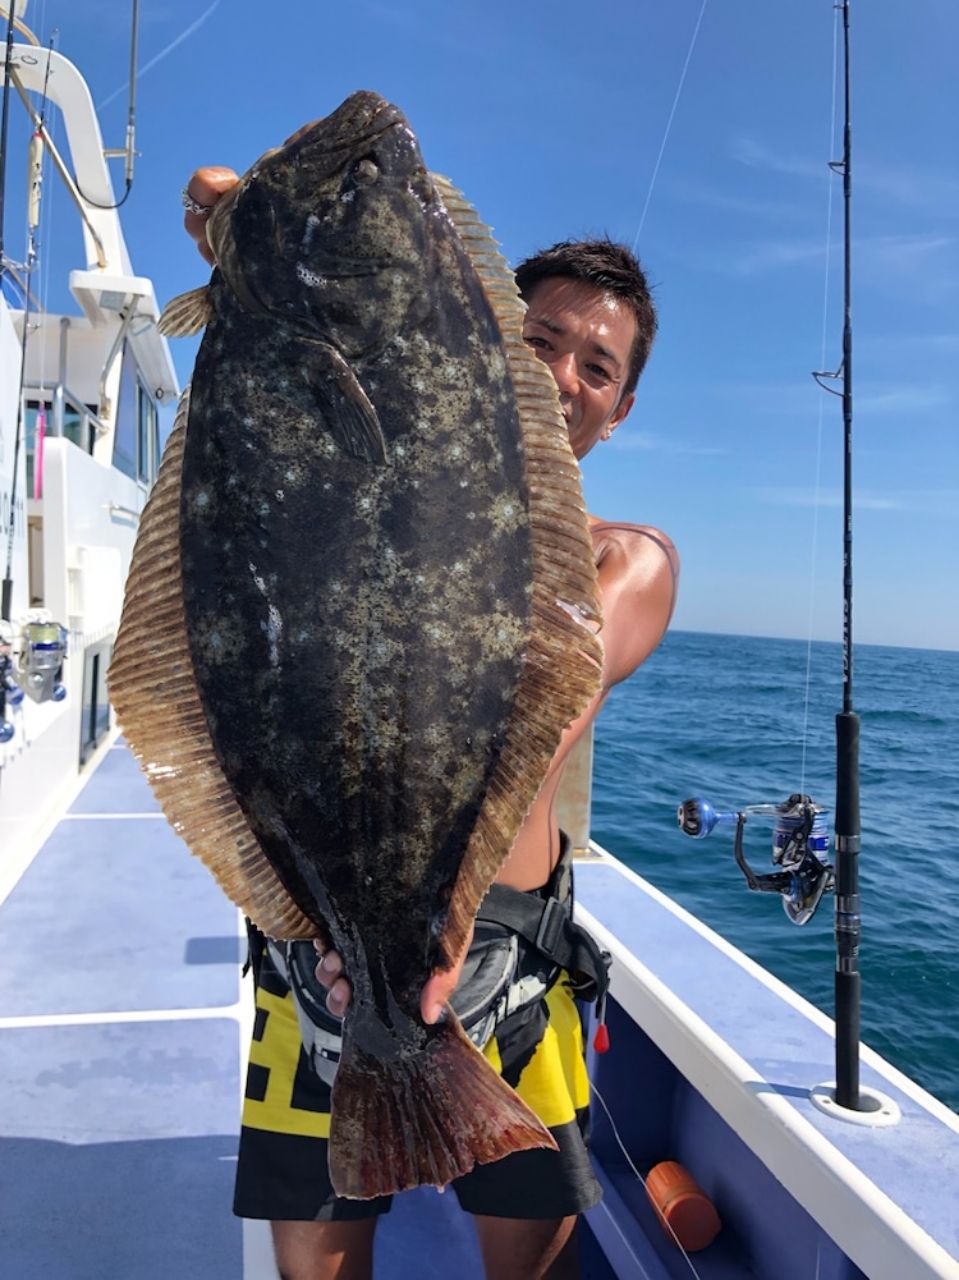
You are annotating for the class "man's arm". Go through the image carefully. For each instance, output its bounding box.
[535,522,679,783]
[592,522,679,689]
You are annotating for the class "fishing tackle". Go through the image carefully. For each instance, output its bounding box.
[0,620,17,741]
[16,617,67,704]
[677,794,834,926]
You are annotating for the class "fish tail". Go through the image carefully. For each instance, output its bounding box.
[328,1013,556,1199]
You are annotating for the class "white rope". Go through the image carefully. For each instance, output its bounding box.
[631,0,709,251]
[800,4,842,793]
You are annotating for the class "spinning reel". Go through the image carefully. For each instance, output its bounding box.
[677,793,834,926]
[0,622,20,744]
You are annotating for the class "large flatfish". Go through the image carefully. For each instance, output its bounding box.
[109,90,602,1198]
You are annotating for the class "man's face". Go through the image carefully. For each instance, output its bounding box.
[521,277,637,461]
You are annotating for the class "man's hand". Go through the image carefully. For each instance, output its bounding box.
[183,127,318,265]
[183,166,239,264]
[312,944,353,1019]
[313,928,473,1026]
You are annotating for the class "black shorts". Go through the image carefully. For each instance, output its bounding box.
[233,942,601,1222]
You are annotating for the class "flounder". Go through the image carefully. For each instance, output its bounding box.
[109,91,602,1198]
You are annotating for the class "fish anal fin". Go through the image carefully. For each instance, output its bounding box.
[329,1012,555,1198]
[431,173,605,964]
[158,285,215,337]
[308,346,388,465]
[109,387,315,941]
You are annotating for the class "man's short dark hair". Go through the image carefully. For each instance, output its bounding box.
[514,239,657,399]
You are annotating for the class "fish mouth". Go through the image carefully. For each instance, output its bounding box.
[286,92,419,283]
[301,255,396,281]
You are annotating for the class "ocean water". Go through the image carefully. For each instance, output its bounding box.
[591,630,959,1113]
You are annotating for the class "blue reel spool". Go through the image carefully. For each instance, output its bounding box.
[677,794,834,927]
[0,650,20,741]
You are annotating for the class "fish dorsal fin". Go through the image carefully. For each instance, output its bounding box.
[431,174,532,333]
[108,387,315,940]
[158,284,215,337]
[430,174,604,969]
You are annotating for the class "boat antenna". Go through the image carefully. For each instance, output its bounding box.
[813,0,862,1111]
[76,0,141,210]
[1,29,56,623]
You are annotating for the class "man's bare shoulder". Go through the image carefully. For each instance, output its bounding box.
[587,518,680,686]
[589,519,679,579]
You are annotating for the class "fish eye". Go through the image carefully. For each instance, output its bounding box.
[352,157,380,186]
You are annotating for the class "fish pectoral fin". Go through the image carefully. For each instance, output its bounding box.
[158,284,215,337]
[309,348,388,465]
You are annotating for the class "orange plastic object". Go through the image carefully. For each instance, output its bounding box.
[645,1161,722,1252]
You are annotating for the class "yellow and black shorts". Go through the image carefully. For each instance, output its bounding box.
[233,942,602,1222]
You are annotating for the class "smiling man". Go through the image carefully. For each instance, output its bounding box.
[184,172,679,1280]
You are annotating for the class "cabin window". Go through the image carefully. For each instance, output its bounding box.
[63,403,98,455]
[114,343,158,484]
[137,382,158,484]
[24,400,97,495]
[80,639,113,764]
[114,347,138,480]
[24,403,44,496]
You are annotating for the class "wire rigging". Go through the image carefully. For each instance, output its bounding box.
[2,30,55,621]
[35,0,58,470]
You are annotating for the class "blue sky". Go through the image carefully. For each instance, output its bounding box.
[10,0,958,649]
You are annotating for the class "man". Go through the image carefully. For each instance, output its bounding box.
[184,167,679,1280]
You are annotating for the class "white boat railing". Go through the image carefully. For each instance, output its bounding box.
[48,383,108,442]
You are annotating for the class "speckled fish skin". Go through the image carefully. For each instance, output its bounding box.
[183,95,534,1057]
[112,89,604,1196]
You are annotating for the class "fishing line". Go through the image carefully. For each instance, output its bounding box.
[96,0,222,112]
[799,4,841,794]
[631,0,709,251]
[588,1074,704,1279]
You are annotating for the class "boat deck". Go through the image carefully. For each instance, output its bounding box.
[4,738,958,1279]
[0,740,487,1279]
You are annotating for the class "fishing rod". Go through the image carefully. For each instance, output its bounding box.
[813,0,862,1113]
[678,0,865,1113]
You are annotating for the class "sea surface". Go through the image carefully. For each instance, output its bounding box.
[591,629,959,1113]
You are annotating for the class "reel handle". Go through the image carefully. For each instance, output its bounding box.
[677,798,739,839]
